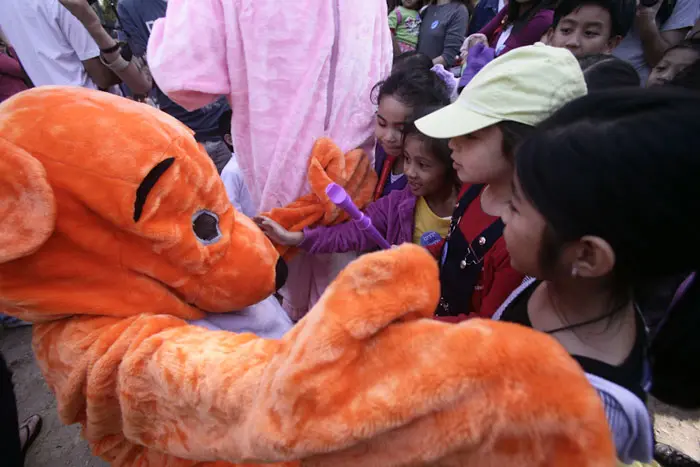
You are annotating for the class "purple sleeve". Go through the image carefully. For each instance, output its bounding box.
[502,9,554,54]
[479,8,507,42]
[298,192,396,254]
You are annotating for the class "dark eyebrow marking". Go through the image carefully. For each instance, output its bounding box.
[134,157,175,222]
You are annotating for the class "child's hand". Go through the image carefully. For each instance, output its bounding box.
[254,216,304,246]
[460,34,488,60]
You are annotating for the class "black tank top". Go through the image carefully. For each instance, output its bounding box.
[499,281,648,401]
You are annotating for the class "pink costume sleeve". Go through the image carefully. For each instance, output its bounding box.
[148,0,393,320]
[147,0,231,111]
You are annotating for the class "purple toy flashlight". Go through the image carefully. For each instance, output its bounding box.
[325,183,392,250]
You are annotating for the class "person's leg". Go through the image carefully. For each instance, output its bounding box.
[0,352,23,467]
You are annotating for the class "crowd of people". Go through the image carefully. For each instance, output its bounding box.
[1,0,700,466]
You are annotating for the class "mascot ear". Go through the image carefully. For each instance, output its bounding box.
[0,138,56,263]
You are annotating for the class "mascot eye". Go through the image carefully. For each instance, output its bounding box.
[192,210,222,245]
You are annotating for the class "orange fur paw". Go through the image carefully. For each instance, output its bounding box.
[307,244,440,340]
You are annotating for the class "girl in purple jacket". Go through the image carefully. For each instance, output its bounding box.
[256,106,460,252]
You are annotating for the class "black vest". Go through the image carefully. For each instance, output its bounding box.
[435,184,504,317]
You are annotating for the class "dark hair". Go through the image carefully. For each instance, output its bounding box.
[662,38,700,62]
[392,51,434,72]
[670,59,700,90]
[516,89,700,407]
[552,0,633,38]
[499,121,535,162]
[578,54,640,90]
[517,87,700,287]
[372,67,451,110]
[506,0,557,33]
[218,109,232,138]
[402,105,460,189]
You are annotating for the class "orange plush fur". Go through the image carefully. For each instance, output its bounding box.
[0,87,615,467]
[261,138,377,259]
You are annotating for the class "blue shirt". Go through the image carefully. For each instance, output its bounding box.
[117,0,229,141]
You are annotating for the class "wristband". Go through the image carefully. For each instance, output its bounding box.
[99,53,130,73]
[100,43,121,54]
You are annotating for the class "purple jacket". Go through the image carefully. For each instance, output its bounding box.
[300,187,416,254]
[480,8,554,56]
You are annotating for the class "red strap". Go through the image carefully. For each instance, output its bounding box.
[373,155,398,201]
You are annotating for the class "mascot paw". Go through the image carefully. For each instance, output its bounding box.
[301,243,439,340]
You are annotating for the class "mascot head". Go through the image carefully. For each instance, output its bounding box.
[0,87,286,321]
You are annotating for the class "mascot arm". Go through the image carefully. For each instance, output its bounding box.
[33,246,615,466]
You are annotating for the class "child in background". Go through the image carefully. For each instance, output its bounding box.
[372,66,452,200]
[218,110,256,218]
[546,0,631,58]
[389,0,423,55]
[579,54,641,89]
[416,44,587,322]
[255,105,460,253]
[647,39,700,87]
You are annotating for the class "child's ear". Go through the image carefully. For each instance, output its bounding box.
[572,236,616,279]
[224,134,233,149]
[607,35,623,53]
[542,28,554,45]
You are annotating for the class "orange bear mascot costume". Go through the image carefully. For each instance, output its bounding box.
[0,87,616,466]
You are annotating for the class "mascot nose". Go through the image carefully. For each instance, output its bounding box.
[275,257,288,290]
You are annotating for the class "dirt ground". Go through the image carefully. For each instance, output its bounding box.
[2,325,698,466]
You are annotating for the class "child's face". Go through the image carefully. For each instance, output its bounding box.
[501,175,548,277]
[448,125,512,185]
[402,0,421,10]
[403,135,448,198]
[648,48,700,87]
[548,5,619,57]
[376,96,412,157]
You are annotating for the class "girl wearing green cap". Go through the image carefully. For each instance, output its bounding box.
[415,44,587,322]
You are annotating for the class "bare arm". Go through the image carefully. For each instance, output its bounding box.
[59,0,152,93]
[636,0,694,68]
[80,56,118,89]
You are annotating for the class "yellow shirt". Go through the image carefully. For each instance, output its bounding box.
[412,196,451,245]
